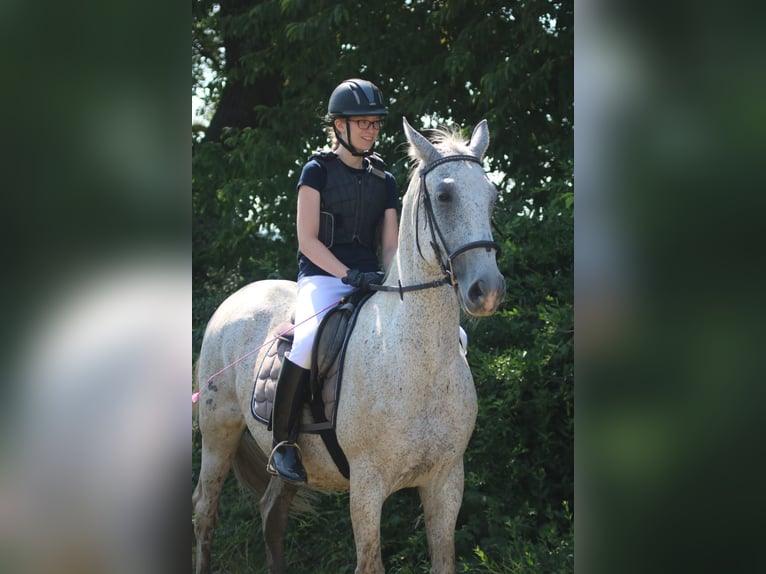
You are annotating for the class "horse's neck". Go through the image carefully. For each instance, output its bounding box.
[390,190,447,284]
[386,238,444,284]
[383,227,460,333]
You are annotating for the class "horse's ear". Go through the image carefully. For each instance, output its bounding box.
[403,117,439,165]
[468,119,490,159]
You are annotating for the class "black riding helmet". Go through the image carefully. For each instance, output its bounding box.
[327,79,388,157]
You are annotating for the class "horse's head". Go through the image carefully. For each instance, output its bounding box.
[402,118,505,317]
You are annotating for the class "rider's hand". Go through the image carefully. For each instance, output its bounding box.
[342,269,384,291]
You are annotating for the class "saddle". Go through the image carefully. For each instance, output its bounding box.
[250,290,373,478]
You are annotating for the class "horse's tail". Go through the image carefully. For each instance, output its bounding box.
[232,430,317,514]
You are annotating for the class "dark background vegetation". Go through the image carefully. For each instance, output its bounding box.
[192,1,573,572]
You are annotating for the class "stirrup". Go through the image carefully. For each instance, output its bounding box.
[266,440,303,475]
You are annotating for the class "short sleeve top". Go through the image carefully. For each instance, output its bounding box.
[296,156,398,279]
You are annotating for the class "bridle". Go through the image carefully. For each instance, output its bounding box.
[371,153,501,298]
[419,154,501,284]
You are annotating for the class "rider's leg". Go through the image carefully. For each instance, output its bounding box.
[268,355,310,484]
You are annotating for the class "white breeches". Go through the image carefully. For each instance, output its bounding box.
[290,275,355,369]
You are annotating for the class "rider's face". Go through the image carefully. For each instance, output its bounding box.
[338,116,382,152]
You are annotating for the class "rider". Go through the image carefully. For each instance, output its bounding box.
[268,79,399,484]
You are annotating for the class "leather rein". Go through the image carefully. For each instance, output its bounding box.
[371,154,501,299]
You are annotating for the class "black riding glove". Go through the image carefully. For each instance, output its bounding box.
[342,269,384,291]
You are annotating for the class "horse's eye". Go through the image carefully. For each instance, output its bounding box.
[436,179,455,203]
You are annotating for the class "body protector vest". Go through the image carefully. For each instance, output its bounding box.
[312,152,388,250]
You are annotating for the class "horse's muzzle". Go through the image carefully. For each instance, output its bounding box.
[463,273,505,316]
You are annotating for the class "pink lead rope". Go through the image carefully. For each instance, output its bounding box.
[192,297,344,403]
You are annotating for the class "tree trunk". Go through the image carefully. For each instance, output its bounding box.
[203,0,281,142]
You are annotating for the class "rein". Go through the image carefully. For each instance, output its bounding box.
[369,275,451,300]
[372,154,500,299]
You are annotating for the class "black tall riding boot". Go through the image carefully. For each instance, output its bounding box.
[267,357,309,484]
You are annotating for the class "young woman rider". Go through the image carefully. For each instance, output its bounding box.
[268,79,399,483]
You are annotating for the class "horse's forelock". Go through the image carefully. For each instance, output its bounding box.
[429,127,471,155]
[405,127,473,191]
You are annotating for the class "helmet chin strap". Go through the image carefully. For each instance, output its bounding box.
[334,121,373,157]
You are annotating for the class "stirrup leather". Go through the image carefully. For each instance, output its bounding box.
[266,440,303,475]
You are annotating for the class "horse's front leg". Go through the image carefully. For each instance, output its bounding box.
[418,459,466,574]
[349,464,387,574]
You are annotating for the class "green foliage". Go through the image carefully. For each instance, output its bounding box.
[193,0,572,571]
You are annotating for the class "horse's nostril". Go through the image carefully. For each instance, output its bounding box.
[468,280,485,302]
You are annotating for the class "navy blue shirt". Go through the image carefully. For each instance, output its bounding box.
[296,156,398,280]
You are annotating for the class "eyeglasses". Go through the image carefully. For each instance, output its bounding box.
[348,119,384,130]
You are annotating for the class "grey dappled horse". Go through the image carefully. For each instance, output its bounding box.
[193,118,505,573]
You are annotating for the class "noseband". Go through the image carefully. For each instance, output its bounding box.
[417,154,501,287]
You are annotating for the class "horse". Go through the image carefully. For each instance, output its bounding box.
[192,117,505,574]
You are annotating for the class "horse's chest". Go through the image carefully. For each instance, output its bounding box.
[339,309,477,453]
[339,359,477,450]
